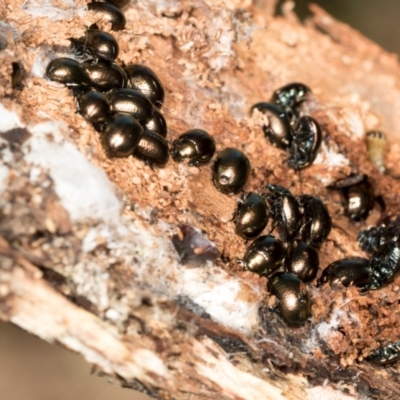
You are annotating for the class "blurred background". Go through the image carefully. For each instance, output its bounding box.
[1,1,400,399]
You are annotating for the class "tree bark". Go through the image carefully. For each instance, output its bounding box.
[2,1,400,399]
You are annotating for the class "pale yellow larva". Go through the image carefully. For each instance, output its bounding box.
[366,131,387,174]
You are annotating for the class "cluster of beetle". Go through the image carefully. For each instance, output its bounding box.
[246,83,400,364]
[228,83,332,326]
[43,2,400,366]
[46,1,171,165]
[45,1,221,168]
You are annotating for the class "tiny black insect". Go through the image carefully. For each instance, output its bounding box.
[358,217,400,253]
[318,257,371,288]
[124,64,165,108]
[88,2,126,31]
[134,129,169,167]
[263,184,302,242]
[287,116,322,170]
[101,114,143,157]
[368,240,400,290]
[46,57,91,88]
[271,82,311,125]
[251,102,292,150]
[366,341,400,365]
[77,90,111,129]
[171,129,216,166]
[82,60,127,92]
[70,26,119,62]
[243,235,286,276]
[269,272,311,326]
[286,240,319,283]
[107,88,154,124]
[341,175,375,221]
[297,194,331,246]
[234,192,269,239]
[212,148,250,194]
[144,107,167,138]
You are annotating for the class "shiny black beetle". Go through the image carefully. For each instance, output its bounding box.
[368,240,400,290]
[269,272,311,326]
[134,129,169,167]
[318,257,372,288]
[251,102,292,150]
[212,148,250,194]
[271,82,311,125]
[107,88,154,124]
[330,174,375,221]
[77,90,111,129]
[367,341,400,365]
[82,60,127,92]
[286,240,319,283]
[358,216,400,253]
[297,194,331,246]
[145,108,167,138]
[171,129,216,166]
[343,175,375,221]
[46,57,91,88]
[88,2,126,31]
[101,114,143,157]
[262,184,302,242]
[70,25,119,62]
[287,116,322,170]
[124,64,165,108]
[243,235,286,276]
[234,192,269,239]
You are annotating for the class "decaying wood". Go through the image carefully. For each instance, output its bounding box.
[2,1,400,399]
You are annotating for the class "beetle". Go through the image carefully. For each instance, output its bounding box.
[100,114,143,157]
[82,60,127,92]
[269,272,311,326]
[134,129,169,167]
[171,129,216,166]
[243,235,286,276]
[106,88,154,124]
[70,25,119,62]
[262,184,302,242]
[287,116,322,170]
[366,341,400,365]
[358,217,400,253]
[271,82,311,125]
[286,240,319,283]
[124,64,165,108]
[88,2,126,31]
[77,90,111,129]
[46,57,91,88]
[251,102,292,150]
[144,107,167,138]
[212,148,250,194]
[368,240,400,290]
[234,192,269,239]
[297,194,331,246]
[318,257,372,288]
[339,175,375,221]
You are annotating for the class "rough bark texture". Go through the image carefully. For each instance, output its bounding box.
[2,1,400,399]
